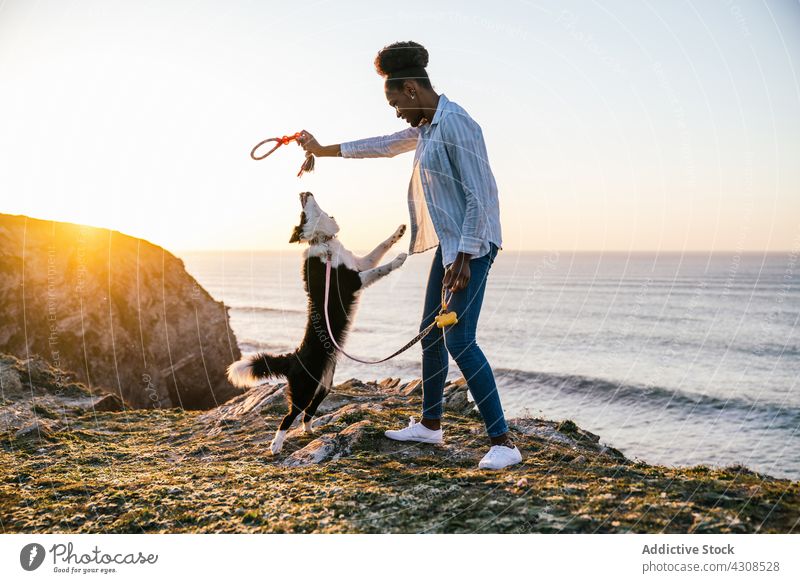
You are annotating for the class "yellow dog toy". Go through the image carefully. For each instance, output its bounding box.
[434,287,459,328]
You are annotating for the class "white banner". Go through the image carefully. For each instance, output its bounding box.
[1,534,797,582]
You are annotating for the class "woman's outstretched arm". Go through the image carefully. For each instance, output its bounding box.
[298,127,419,159]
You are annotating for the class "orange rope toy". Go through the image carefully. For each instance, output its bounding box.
[250,132,315,177]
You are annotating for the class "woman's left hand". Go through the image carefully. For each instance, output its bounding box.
[443,253,471,293]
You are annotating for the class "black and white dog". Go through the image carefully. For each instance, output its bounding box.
[226,192,407,454]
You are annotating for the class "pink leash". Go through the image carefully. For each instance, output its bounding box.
[322,251,452,364]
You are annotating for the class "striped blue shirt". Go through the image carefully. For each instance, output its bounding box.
[339,93,503,268]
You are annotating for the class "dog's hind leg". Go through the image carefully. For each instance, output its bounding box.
[359,253,408,289]
[302,388,329,434]
[302,362,336,433]
[270,404,304,455]
[355,224,406,271]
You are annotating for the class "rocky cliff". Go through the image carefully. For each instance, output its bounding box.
[1,353,797,534]
[0,214,242,409]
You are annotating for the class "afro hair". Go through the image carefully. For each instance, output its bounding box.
[374,40,432,90]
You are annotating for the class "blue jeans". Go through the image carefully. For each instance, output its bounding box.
[419,243,508,438]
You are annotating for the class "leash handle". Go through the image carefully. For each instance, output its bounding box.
[435,285,458,328]
[440,286,449,310]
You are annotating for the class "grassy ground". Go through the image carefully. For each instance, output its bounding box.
[1,355,798,533]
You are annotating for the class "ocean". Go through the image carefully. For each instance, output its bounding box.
[182,249,800,480]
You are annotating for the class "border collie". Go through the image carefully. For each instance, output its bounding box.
[226,192,407,454]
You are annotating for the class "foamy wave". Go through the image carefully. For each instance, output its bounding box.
[229,305,304,315]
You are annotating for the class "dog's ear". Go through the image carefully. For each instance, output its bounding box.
[289,211,306,243]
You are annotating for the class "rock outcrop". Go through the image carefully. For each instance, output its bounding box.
[0,214,242,409]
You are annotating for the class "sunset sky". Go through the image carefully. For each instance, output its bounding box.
[1,0,798,252]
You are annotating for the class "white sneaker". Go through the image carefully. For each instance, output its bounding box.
[384,416,444,444]
[478,444,523,470]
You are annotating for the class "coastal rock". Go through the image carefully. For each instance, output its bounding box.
[398,377,475,415]
[378,377,401,390]
[443,380,476,416]
[0,354,97,435]
[282,420,371,467]
[509,418,627,461]
[0,214,243,409]
[339,378,366,389]
[288,403,374,437]
[400,379,422,396]
[15,419,57,441]
[196,382,286,436]
[509,419,577,446]
[0,359,23,396]
[91,394,125,412]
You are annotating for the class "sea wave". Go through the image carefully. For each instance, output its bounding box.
[492,367,800,428]
[238,339,298,354]
[229,305,304,315]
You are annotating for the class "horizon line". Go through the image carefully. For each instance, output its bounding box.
[175,248,799,254]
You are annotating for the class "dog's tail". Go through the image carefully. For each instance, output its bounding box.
[226,352,294,388]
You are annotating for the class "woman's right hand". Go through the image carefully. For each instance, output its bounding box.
[297,130,323,156]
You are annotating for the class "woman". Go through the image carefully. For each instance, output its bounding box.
[298,40,521,470]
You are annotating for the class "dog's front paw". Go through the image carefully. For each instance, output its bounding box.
[302,420,314,434]
[392,253,408,268]
[392,224,407,242]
